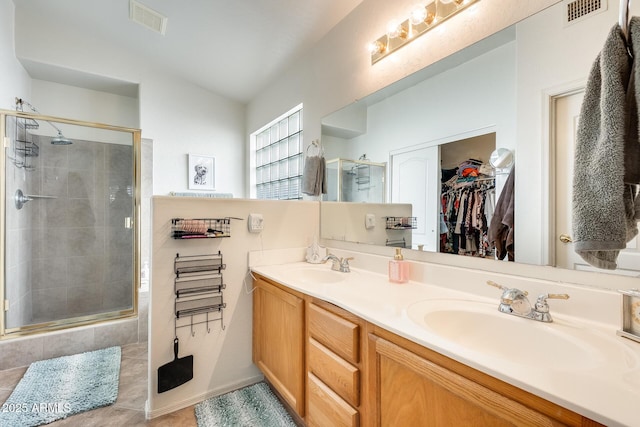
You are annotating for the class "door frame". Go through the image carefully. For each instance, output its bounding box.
[543,79,586,266]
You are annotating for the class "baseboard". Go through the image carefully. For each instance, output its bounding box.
[145,374,265,420]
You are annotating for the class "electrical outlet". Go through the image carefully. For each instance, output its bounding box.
[248,213,264,233]
[365,213,375,229]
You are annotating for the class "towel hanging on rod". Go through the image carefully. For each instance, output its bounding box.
[302,139,327,196]
[305,139,324,156]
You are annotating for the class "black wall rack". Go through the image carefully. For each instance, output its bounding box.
[174,252,226,336]
[171,218,237,239]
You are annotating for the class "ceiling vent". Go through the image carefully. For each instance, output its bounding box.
[564,0,607,26]
[129,0,168,35]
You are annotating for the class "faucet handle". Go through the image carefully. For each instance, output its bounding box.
[546,293,570,300]
[339,257,353,272]
[486,280,508,291]
[533,293,569,322]
[535,293,569,310]
[487,281,528,296]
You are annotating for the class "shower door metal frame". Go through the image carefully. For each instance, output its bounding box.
[0,109,141,339]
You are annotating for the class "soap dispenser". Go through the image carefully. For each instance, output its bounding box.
[389,248,409,283]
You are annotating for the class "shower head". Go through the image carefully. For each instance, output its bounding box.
[15,98,72,145]
[51,130,72,145]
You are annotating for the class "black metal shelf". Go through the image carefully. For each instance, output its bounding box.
[171,218,232,239]
[175,274,225,298]
[173,252,226,335]
[175,295,225,319]
[384,216,417,230]
[174,253,225,275]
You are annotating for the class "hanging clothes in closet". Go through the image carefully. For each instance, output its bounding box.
[440,159,496,258]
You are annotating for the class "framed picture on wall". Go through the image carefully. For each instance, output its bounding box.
[188,154,215,190]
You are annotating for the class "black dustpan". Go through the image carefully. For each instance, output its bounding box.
[158,338,193,393]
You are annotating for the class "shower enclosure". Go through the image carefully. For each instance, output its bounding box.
[324,157,386,203]
[0,109,140,337]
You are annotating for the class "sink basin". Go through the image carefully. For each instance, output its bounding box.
[406,299,630,371]
[279,266,347,285]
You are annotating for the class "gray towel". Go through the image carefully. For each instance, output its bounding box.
[627,18,640,185]
[302,155,326,196]
[572,22,639,270]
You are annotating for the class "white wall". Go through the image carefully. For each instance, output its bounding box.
[0,0,30,108]
[340,42,516,165]
[13,7,246,197]
[246,0,558,166]
[149,197,319,417]
[30,79,139,129]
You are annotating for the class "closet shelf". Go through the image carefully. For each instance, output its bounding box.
[385,216,417,230]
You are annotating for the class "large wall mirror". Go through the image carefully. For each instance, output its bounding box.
[320,1,640,278]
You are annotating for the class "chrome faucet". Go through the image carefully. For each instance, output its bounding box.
[487,281,569,323]
[322,253,354,273]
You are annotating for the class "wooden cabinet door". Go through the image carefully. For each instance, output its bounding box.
[253,277,305,416]
[369,334,564,427]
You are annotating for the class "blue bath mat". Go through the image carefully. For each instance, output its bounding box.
[195,382,296,427]
[0,346,121,427]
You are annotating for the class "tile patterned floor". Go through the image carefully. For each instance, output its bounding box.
[0,342,198,426]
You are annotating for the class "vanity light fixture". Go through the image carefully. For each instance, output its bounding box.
[369,0,479,64]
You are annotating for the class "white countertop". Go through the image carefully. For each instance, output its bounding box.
[251,259,640,427]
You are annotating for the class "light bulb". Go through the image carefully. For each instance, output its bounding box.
[410,7,427,25]
[386,20,408,39]
[386,21,401,38]
[368,40,386,55]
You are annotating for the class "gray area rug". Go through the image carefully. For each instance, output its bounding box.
[195,382,296,427]
[0,346,121,427]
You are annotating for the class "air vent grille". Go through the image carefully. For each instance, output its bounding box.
[565,0,607,26]
[129,0,167,35]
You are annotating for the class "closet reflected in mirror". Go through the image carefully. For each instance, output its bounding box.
[439,134,499,260]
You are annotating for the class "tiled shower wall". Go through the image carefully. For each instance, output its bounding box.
[5,118,33,327]
[5,126,133,329]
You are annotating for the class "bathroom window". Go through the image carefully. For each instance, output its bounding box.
[251,104,303,200]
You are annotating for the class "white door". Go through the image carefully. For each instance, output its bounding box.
[554,92,640,275]
[391,146,439,252]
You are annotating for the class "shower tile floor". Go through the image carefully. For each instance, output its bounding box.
[0,342,198,426]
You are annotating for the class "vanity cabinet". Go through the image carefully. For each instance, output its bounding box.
[252,275,604,427]
[306,300,365,427]
[252,275,305,417]
[367,326,605,427]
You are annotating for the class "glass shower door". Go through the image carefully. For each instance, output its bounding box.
[1,110,140,336]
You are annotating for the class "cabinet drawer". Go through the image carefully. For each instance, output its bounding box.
[308,338,360,407]
[308,303,360,364]
[307,373,359,427]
